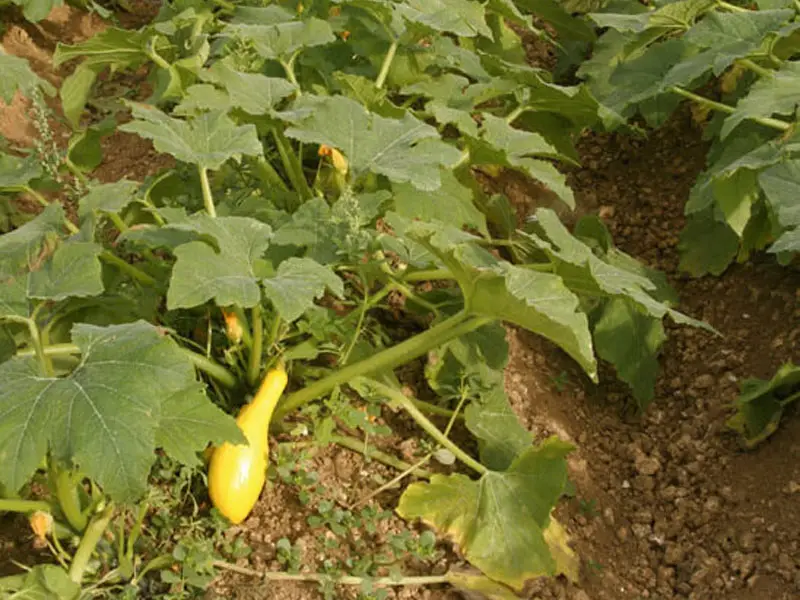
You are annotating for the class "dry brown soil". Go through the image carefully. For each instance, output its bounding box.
[1,6,798,600]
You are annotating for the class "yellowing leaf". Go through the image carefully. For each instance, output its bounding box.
[397,437,574,590]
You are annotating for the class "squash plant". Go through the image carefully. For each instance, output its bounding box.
[556,0,800,275]
[0,0,703,596]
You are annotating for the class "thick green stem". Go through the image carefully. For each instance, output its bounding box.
[53,468,87,532]
[251,156,288,192]
[375,40,398,90]
[669,86,790,131]
[330,434,432,478]
[15,342,237,389]
[23,186,80,234]
[181,348,238,389]
[0,498,52,513]
[737,58,773,78]
[99,252,158,287]
[717,0,748,11]
[273,311,491,421]
[403,268,455,282]
[210,0,236,10]
[3,315,54,376]
[0,574,26,592]
[214,560,448,585]
[145,37,171,71]
[248,305,263,386]
[364,380,487,475]
[198,166,217,218]
[505,105,526,124]
[272,129,311,199]
[125,502,148,560]
[412,398,462,420]
[68,504,114,584]
[280,53,301,92]
[108,212,128,233]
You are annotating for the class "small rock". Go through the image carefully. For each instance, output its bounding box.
[693,374,715,389]
[704,496,722,513]
[632,523,652,539]
[657,566,675,584]
[784,481,800,495]
[602,507,615,526]
[664,544,686,565]
[730,552,756,579]
[635,454,661,476]
[738,531,756,552]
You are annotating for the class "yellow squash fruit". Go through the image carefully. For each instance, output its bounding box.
[208,366,288,524]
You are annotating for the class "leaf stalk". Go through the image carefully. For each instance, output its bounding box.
[329,434,432,478]
[247,304,263,386]
[363,379,487,475]
[52,467,88,532]
[669,86,790,131]
[0,498,52,513]
[375,40,398,90]
[273,311,492,421]
[214,560,449,586]
[198,166,217,218]
[181,348,238,389]
[68,504,114,584]
[99,252,159,287]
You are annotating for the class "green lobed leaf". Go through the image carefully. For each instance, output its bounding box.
[10,564,80,600]
[0,152,42,190]
[397,0,492,37]
[465,387,533,471]
[648,0,716,31]
[678,209,739,276]
[27,242,105,301]
[528,209,665,316]
[196,60,297,116]
[0,203,65,279]
[593,298,666,408]
[469,114,575,208]
[722,61,800,140]
[713,168,759,238]
[174,84,232,116]
[604,39,688,115]
[166,215,272,309]
[119,103,263,170]
[282,95,461,190]
[78,181,140,220]
[53,27,151,68]
[397,437,575,590]
[727,363,800,448]
[758,159,800,229]
[0,322,218,500]
[475,264,596,378]
[770,227,800,253]
[391,170,488,236]
[155,383,245,467]
[261,257,344,322]
[396,215,597,379]
[223,18,336,60]
[60,63,102,129]
[0,54,56,102]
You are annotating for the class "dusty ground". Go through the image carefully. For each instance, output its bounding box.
[1,5,798,600]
